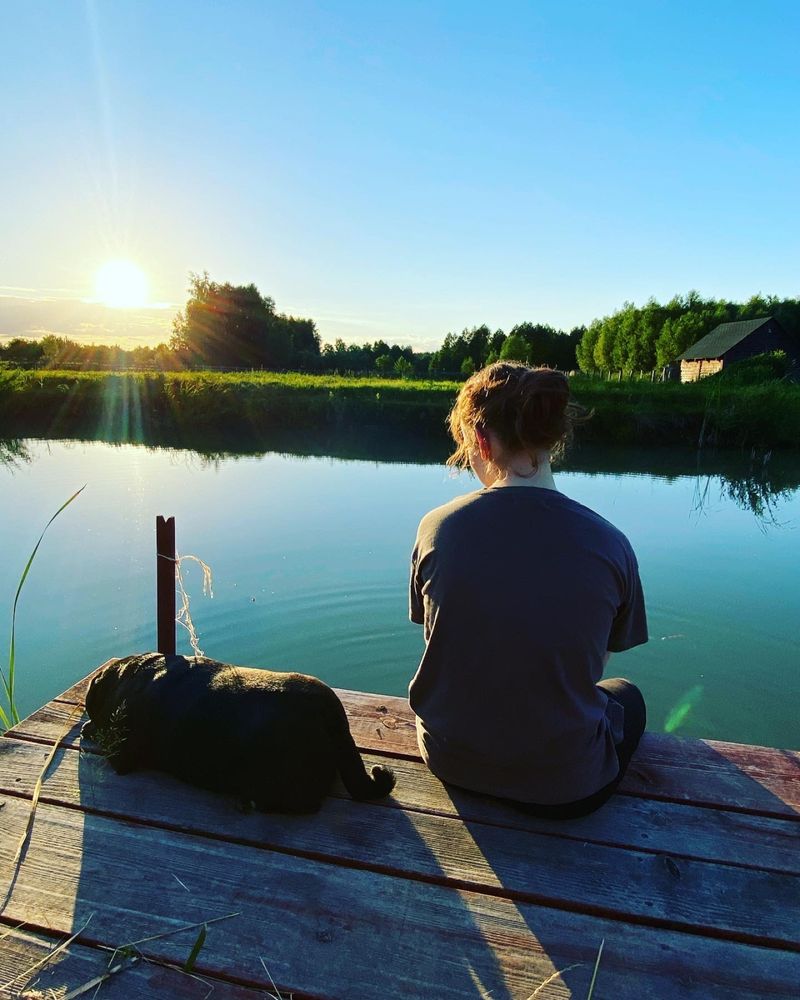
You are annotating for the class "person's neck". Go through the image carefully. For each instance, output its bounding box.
[489,457,557,491]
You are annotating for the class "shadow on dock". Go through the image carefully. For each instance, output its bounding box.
[2,691,798,997]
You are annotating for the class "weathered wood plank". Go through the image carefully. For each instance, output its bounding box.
[2,737,797,876]
[368,757,800,874]
[347,693,800,813]
[622,756,800,817]
[0,926,275,999]
[4,701,86,746]
[0,745,797,948]
[9,690,799,819]
[0,796,798,999]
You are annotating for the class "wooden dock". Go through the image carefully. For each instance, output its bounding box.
[1,662,798,999]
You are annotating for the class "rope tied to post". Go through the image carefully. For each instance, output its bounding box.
[157,550,213,657]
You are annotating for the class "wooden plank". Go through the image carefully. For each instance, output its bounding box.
[344,692,800,794]
[0,926,275,999]
[0,745,797,949]
[9,691,799,819]
[4,701,86,747]
[2,737,797,876]
[0,796,798,999]
[365,757,800,874]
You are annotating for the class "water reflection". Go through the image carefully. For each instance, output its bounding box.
[0,439,32,471]
[2,429,798,522]
[718,458,797,527]
[688,449,799,528]
[565,444,800,523]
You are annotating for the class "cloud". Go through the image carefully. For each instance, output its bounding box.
[0,295,174,348]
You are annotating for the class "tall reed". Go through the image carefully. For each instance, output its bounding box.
[0,486,84,731]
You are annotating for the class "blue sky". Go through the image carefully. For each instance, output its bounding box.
[2,1,799,349]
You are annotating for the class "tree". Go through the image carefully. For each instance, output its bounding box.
[499,333,529,363]
[460,356,475,377]
[560,326,584,370]
[39,335,74,366]
[488,328,506,358]
[170,272,290,368]
[463,324,491,368]
[283,316,321,370]
[509,323,554,366]
[394,356,414,379]
[576,321,601,373]
[655,312,706,367]
[0,338,44,366]
[371,339,391,357]
[375,354,393,375]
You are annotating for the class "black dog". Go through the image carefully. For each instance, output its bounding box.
[82,653,396,813]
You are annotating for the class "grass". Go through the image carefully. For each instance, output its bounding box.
[3,911,242,999]
[525,937,604,999]
[1,366,798,450]
[0,486,85,732]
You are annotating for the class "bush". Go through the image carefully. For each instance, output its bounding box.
[707,351,791,386]
[1,368,799,450]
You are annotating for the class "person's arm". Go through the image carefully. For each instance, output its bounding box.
[409,543,424,625]
[607,546,648,653]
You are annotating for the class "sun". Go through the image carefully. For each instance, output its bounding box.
[94,260,149,308]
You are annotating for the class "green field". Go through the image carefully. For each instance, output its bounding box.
[1,367,798,450]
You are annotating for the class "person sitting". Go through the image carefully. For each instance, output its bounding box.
[408,362,648,819]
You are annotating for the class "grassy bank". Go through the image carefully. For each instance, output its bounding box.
[1,368,798,449]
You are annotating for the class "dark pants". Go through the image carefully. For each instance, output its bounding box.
[515,677,647,820]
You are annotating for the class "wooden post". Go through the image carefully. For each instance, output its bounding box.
[156,515,176,656]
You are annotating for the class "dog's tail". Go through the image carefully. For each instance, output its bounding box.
[337,732,396,799]
[330,698,396,800]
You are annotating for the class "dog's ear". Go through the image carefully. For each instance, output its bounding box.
[86,656,141,721]
[85,663,116,722]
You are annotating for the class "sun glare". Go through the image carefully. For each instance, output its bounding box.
[94,260,149,308]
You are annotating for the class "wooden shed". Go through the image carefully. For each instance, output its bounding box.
[678,316,796,382]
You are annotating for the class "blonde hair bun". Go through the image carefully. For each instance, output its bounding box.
[447,362,588,470]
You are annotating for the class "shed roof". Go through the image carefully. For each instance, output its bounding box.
[678,317,773,360]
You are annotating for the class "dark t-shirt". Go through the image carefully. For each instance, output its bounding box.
[408,486,648,804]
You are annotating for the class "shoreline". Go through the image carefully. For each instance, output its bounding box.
[1,367,798,450]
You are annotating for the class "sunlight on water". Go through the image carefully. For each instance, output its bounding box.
[1,438,798,749]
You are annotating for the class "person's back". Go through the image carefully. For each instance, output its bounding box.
[408,362,648,819]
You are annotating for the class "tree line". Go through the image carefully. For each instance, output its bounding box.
[3,273,798,377]
[0,273,585,375]
[575,292,800,375]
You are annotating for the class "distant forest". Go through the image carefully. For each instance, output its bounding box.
[2,272,799,377]
[576,292,800,375]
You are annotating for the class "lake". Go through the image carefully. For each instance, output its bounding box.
[1,434,798,749]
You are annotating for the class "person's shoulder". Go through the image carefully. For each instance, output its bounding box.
[554,493,637,555]
[416,489,485,536]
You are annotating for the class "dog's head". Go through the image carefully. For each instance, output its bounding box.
[84,653,168,726]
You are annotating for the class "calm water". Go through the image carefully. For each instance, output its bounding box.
[1,436,798,748]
